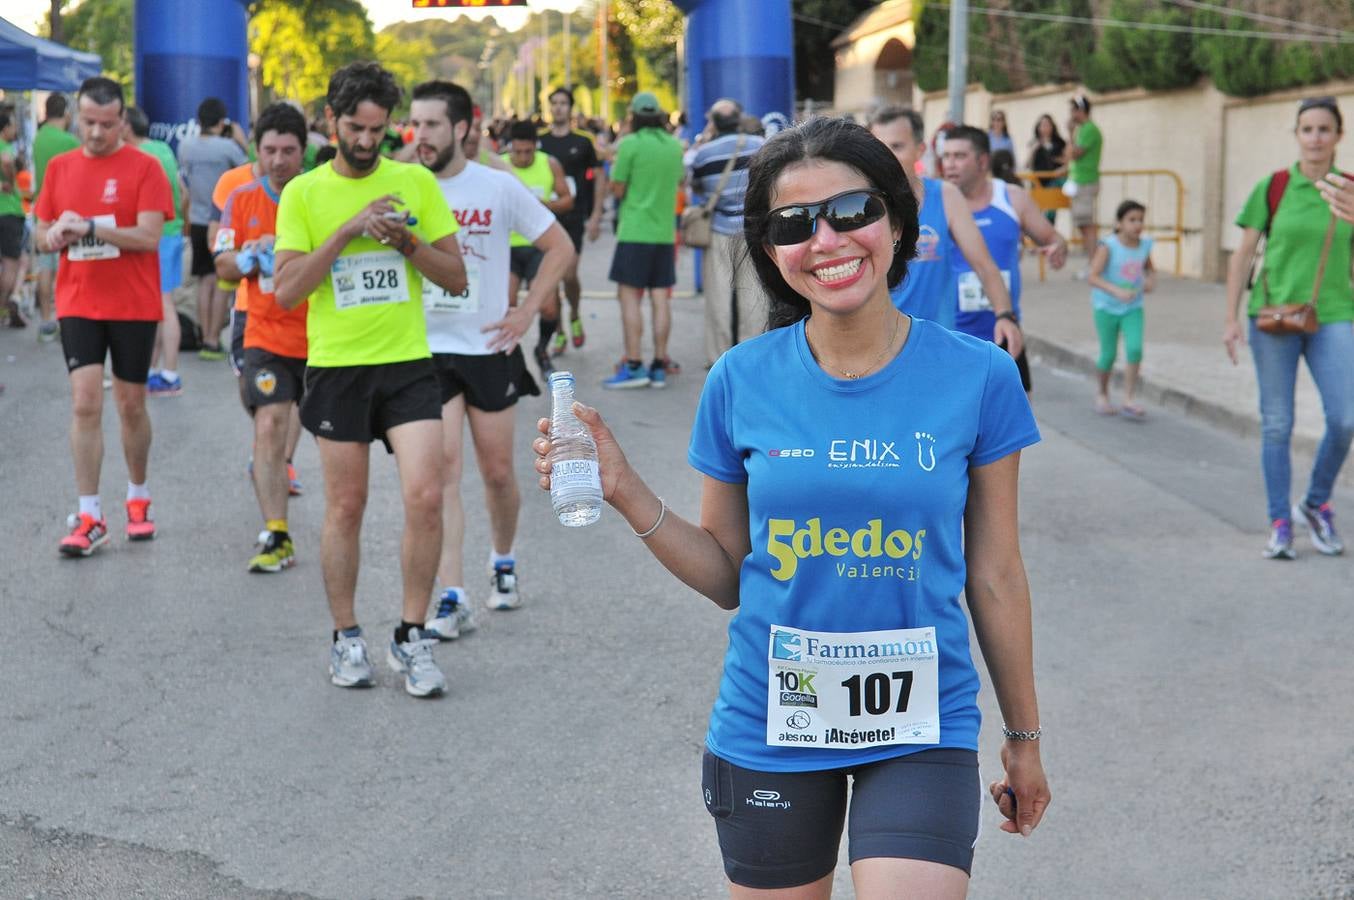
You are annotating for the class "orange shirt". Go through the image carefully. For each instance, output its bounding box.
[36,145,174,321]
[219,178,307,359]
[212,162,257,310]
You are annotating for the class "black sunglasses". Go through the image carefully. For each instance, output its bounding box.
[765,189,889,246]
[1299,96,1339,114]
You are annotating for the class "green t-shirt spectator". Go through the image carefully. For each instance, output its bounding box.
[612,127,684,244]
[0,139,22,218]
[1237,163,1354,323]
[31,122,80,199]
[1068,120,1102,186]
[137,139,184,237]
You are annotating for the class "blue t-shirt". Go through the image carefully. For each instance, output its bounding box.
[889,177,956,328]
[687,317,1040,772]
[1091,233,1153,316]
[953,179,1022,342]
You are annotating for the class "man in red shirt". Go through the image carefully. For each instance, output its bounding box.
[35,77,174,557]
[213,103,309,573]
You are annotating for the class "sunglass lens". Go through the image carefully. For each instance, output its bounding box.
[769,207,813,245]
[826,192,884,233]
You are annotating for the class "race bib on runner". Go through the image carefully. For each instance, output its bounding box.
[331,251,407,310]
[66,215,120,262]
[957,269,1011,313]
[766,624,939,749]
[423,260,480,314]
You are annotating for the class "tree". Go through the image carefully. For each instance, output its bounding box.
[612,0,682,88]
[45,0,134,92]
[249,0,376,108]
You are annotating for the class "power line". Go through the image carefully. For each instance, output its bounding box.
[1163,0,1349,39]
[927,2,1353,44]
[792,12,852,31]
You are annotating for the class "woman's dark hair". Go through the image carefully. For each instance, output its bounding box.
[632,111,666,131]
[254,102,307,147]
[1115,199,1146,223]
[990,149,1020,185]
[1297,96,1343,133]
[327,61,401,118]
[743,117,919,330]
[1032,114,1063,145]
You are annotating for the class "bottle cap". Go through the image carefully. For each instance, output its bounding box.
[547,370,574,386]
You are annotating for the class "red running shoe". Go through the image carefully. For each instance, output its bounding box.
[126,498,156,541]
[59,513,109,557]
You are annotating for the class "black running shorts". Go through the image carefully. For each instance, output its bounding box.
[432,348,540,412]
[59,317,158,383]
[301,358,441,450]
[242,348,306,410]
[609,241,676,290]
[189,223,214,277]
[561,219,585,254]
[701,748,981,889]
[0,214,24,260]
[509,245,545,281]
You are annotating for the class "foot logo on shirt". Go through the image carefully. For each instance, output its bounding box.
[915,432,937,472]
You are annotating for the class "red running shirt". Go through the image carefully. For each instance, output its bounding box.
[36,144,174,321]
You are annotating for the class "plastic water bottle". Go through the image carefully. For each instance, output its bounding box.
[547,371,603,527]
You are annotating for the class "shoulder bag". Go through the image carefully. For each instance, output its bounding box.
[681,136,746,250]
[1255,212,1335,335]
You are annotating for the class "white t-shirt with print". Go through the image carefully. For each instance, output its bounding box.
[425,161,556,355]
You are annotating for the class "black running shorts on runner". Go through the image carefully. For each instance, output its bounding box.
[230,309,248,375]
[59,317,158,383]
[301,358,441,450]
[562,219,585,254]
[242,347,306,410]
[609,241,676,289]
[0,214,24,260]
[701,748,981,890]
[432,348,540,412]
[509,245,545,281]
[189,223,214,277]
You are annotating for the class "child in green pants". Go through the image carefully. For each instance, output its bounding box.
[1089,200,1155,418]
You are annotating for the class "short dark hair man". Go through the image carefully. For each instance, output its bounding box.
[178,96,248,357]
[1066,94,1103,266]
[537,85,608,357]
[273,61,468,698]
[408,79,575,630]
[29,94,80,340]
[35,76,176,557]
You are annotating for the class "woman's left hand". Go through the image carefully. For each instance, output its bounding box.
[988,741,1050,837]
[1317,172,1354,225]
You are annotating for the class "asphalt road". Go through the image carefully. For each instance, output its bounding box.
[1,278,1351,899]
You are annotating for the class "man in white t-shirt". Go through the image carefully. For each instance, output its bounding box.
[408,80,574,633]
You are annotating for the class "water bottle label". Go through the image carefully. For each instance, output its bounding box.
[551,459,600,490]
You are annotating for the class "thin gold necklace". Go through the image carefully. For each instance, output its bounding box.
[806,310,901,380]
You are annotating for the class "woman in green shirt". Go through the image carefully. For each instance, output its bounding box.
[1223,96,1354,561]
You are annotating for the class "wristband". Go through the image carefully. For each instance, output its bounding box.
[1001,725,1042,741]
[398,234,419,257]
[994,310,1020,326]
[633,498,667,539]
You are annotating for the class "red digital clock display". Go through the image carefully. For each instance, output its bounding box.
[413,0,529,8]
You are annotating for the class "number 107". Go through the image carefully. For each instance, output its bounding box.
[841,671,914,716]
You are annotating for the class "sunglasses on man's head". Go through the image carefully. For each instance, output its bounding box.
[765,189,889,246]
[1298,96,1340,116]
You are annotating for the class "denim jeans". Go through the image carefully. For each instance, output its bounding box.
[1249,319,1354,522]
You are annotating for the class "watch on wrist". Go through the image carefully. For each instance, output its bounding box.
[995,310,1020,326]
[398,234,419,257]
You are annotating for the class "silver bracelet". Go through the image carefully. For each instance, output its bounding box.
[1002,725,1042,741]
[632,498,667,539]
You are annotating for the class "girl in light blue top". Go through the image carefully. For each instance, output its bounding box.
[1088,200,1155,418]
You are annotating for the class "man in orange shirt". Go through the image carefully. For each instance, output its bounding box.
[214,104,309,572]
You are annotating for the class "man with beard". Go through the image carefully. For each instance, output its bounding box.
[537,87,606,356]
[213,103,310,573]
[35,77,175,556]
[407,80,574,630]
[274,62,467,698]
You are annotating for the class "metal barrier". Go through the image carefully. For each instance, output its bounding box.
[1018,168,1184,277]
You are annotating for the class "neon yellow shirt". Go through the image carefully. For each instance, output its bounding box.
[275,159,458,367]
[504,151,555,248]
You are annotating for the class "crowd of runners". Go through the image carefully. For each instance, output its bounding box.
[8,53,1354,897]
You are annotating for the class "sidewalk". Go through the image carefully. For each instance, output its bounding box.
[1019,256,1338,467]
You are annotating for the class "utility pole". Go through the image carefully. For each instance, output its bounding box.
[947,0,968,126]
[564,11,572,89]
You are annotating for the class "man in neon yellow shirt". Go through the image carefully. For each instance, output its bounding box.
[274,62,467,698]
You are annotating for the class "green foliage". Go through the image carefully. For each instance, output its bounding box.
[46,0,134,93]
[914,0,1351,99]
[250,0,376,108]
[613,0,682,87]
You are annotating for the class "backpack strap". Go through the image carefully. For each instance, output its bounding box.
[1264,168,1291,237]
